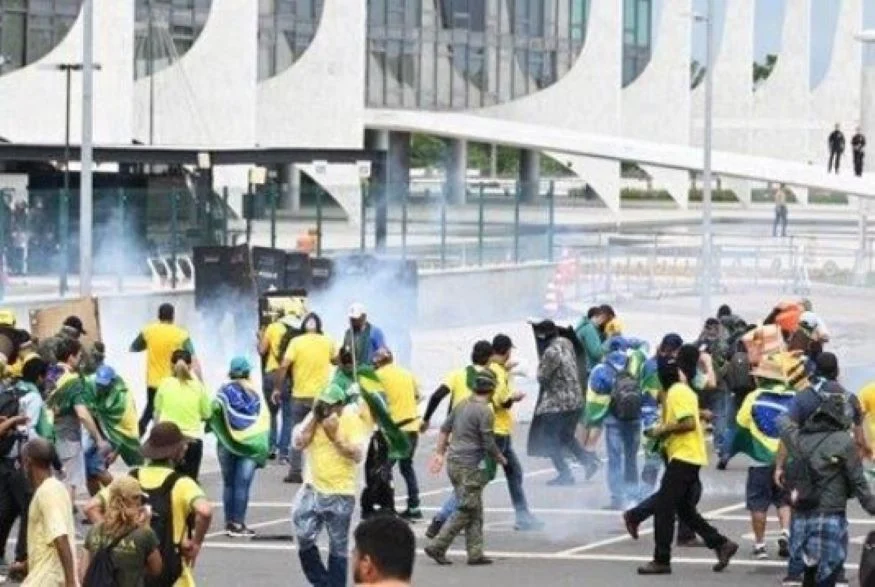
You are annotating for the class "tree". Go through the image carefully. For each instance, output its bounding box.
[753,54,778,88]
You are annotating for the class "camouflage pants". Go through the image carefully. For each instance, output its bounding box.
[431,461,488,559]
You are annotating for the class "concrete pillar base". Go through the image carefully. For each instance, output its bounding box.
[519,149,541,203]
[446,138,467,204]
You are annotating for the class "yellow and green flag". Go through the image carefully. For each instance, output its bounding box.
[84,376,144,467]
[209,381,270,466]
[732,385,796,464]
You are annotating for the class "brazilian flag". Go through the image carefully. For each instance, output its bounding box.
[83,376,144,467]
[732,385,796,464]
[584,349,647,427]
[208,381,270,467]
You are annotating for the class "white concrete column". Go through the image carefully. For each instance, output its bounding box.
[447,138,468,204]
[519,149,541,202]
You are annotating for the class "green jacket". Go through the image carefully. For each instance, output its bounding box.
[574,318,604,370]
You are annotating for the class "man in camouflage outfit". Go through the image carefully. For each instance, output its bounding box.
[38,316,104,375]
[424,370,507,566]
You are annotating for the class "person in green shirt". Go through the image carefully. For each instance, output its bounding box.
[574,307,607,372]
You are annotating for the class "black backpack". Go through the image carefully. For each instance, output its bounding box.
[724,351,755,401]
[132,469,185,587]
[0,386,21,457]
[82,527,135,587]
[607,362,642,421]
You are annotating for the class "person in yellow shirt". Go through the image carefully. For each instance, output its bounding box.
[275,312,337,484]
[635,347,738,576]
[373,349,421,520]
[292,383,366,587]
[131,303,199,437]
[420,340,493,433]
[85,422,213,587]
[859,381,875,474]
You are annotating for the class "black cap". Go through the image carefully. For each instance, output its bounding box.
[63,316,86,335]
[815,352,839,380]
[492,334,513,354]
[659,333,683,353]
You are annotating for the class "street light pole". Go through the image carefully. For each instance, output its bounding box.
[699,0,715,320]
[855,31,875,284]
[57,63,80,296]
[81,0,95,296]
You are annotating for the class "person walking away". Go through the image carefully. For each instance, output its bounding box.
[80,476,162,585]
[636,349,738,575]
[84,422,213,587]
[352,515,415,587]
[778,389,875,586]
[695,318,732,466]
[154,349,211,481]
[209,357,269,538]
[526,320,598,486]
[258,300,304,461]
[274,312,336,484]
[130,304,199,437]
[424,370,508,566]
[20,438,77,587]
[344,303,387,367]
[292,384,367,587]
[719,340,757,469]
[774,184,789,237]
[853,127,866,177]
[373,349,422,521]
[828,124,846,174]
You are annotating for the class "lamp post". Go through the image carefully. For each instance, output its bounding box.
[855,31,875,284]
[693,0,715,320]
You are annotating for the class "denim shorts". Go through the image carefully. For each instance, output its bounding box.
[746,465,789,512]
[84,444,106,477]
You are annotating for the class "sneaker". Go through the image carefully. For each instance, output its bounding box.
[777,535,790,559]
[714,540,739,572]
[467,557,494,566]
[399,508,423,521]
[425,518,444,539]
[751,545,768,560]
[546,475,575,486]
[637,561,671,575]
[283,473,303,484]
[268,450,278,461]
[278,456,291,466]
[780,576,803,587]
[423,545,452,566]
[226,523,256,538]
[622,512,640,540]
[514,516,545,531]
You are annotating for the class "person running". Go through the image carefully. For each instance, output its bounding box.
[343,303,387,367]
[424,370,507,566]
[85,422,213,587]
[373,349,422,521]
[352,515,415,587]
[635,348,738,575]
[209,357,269,538]
[130,303,199,437]
[292,384,367,587]
[80,476,162,585]
[20,438,77,587]
[275,312,336,484]
[154,349,211,481]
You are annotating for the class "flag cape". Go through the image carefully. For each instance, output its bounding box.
[731,385,796,464]
[584,349,647,427]
[209,381,270,466]
[352,368,412,460]
[84,376,144,467]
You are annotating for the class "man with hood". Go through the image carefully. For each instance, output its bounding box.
[275,311,337,484]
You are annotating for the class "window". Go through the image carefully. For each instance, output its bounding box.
[257,0,325,80]
[134,0,212,79]
[0,0,83,73]
[439,0,485,32]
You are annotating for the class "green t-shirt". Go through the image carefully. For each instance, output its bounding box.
[84,524,159,587]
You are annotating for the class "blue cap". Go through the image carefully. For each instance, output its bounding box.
[95,365,116,387]
[659,333,683,353]
[229,356,252,377]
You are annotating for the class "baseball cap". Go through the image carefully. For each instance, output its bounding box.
[799,311,819,335]
[63,316,86,335]
[228,356,252,378]
[319,383,348,406]
[348,303,367,319]
[492,334,513,354]
[94,365,116,387]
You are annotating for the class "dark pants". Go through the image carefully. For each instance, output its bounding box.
[773,205,788,237]
[0,460,29,563]
[360,433,394,516]
[496,434,530,517]
[828,149,843,173]
[393,432,420,510]
[542,410,593,479]
[263,372,292,458]
[138,386,158,437]
[855,151,865,177]
[653,460,726,564]
[177,439,203,482]
[288,398,313,477]
[627,476,701,542]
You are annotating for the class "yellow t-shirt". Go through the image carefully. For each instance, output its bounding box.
[98,466,205,587]
[261,321,287,373]
[489,362,513,436]
[663,382,708,466]
[859,382,875,454]
[306,410,367,495]
[154,377,211,439]
[443,366,489,409]
[23,477,76,587]
[376,364,420,432]
[138,323,194,389]
[284,333,337,399]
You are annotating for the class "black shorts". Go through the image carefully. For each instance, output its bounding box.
[746,465,790,512]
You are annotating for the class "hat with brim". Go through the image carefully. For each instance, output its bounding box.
[751,352,808,390]
[750,354,786,382]
[141,422,188,461]
[319,383,348,406]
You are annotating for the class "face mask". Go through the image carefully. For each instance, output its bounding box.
[692,370,708,392]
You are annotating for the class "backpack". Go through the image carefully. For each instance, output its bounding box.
[131,469,185,587]
[607,362,642,421]
[82,527,135,587]
[811,381,854,430]
[0,386,21,457]
[724,351,755,402]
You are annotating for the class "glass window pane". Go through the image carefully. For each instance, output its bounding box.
[0,13,26,68]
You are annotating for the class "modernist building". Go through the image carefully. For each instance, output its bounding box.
[0,0,863,215]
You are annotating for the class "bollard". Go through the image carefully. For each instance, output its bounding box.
[440,185,447,269]
[222,187,229,246]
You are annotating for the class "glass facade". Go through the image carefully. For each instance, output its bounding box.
[257,0,324,81]
[134,0,212,80]
[0,0,83,75]
[623,0,651,86]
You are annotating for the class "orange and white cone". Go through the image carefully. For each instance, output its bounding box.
[544,279,560,317]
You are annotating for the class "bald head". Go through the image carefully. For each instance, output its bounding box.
[22,438,55,469]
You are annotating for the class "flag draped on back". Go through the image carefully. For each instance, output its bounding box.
[732,385,796,464]
[209,380,270,466]
[584,349,647,427]
[83,376,144,467]
[347,367,412,461]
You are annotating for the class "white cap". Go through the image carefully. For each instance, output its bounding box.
[348,303,367,319]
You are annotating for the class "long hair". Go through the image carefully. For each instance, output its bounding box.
[102,478,142,538]
[171,349,192,381]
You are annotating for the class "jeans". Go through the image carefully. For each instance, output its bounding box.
[217,444,258,526]
[0,460,29,562]
[263,372,292,458]
[293,486,354,587]
[394,432,420,510]
[712,391,737,461]
[604,416,641,506]
[653,460,727,564]
[138,386,158,437]
[288,398,313,477]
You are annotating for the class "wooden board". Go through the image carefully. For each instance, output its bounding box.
[29,297,102,346]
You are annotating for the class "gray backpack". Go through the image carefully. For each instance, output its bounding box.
[608,362,642,421]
